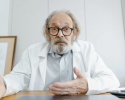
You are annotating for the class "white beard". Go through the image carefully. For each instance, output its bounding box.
[51,38,72,54]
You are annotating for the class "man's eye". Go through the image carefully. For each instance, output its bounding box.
[52,28,57,30]
[64,27,69,30]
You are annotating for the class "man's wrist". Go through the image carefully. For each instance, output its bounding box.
[84,82,88,94]
[82,78,89,95]
[0,76,6,98]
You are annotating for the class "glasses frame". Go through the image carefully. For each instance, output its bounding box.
[48,27,73,36]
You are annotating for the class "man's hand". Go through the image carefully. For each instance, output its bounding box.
[0,75,6,99]
[48,67,88,95]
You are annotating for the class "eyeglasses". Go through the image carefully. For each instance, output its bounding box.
[48,27,73,36]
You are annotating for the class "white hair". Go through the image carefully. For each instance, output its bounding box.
[42,9,81,42]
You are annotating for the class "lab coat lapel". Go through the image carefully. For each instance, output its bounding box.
[72,41,81,79]
[38,43,50,86]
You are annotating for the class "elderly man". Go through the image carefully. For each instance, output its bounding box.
[0,10,119,98]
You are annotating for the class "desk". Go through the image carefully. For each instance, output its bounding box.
[1,91,125,100]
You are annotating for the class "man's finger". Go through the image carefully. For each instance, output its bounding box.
[49,86,70,92]
[48,84,53,89]
[51,90,69,95]
[51,90,79,95]
[50,86,81,93]
[73,67,84,78]
[53,80,76,88]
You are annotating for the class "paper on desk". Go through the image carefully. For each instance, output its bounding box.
[116,87,125,91]
[0,43,8,76]
[110,87,125,92]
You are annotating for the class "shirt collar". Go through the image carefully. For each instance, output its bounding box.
[48,48,60,58]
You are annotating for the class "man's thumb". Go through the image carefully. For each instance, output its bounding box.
[74,67,84,78]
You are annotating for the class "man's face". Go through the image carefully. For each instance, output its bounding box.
[46,13,77,55]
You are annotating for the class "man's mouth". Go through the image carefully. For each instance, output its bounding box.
[56,42,66,44]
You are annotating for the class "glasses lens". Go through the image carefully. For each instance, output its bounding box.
[49,27,58,35]
[63,27,71,35]
[49,27,72,36]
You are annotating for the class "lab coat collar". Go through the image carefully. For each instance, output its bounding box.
[72,40,81,53]
[38,43,50,57]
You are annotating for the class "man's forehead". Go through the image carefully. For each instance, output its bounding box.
[51,22,70,25]
[49,13,73,26]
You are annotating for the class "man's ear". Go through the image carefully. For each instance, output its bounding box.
[45,28,49,41]
[45,28,48,36]
[73,28,78,40]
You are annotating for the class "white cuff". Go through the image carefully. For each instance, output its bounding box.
[85,77,100,95]
[2,77,17,97]
[85,77,119,95]
[2,77,8,97]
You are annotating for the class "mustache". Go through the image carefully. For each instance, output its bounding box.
[53,38,68,44]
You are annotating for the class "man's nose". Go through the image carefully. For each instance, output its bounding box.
[57,29,64,38]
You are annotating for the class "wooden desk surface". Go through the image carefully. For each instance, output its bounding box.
[1,91,125,100]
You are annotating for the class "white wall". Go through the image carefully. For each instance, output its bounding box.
[0,0,10,36]
[11,0,47,66]
[7,0,125,87]
[85,0,125,86]
[121,0,125,40]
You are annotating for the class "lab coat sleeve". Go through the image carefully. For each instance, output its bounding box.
[3,48,31,97]
[84,43,120,95]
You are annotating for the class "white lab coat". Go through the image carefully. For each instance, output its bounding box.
[3,40,120,96]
